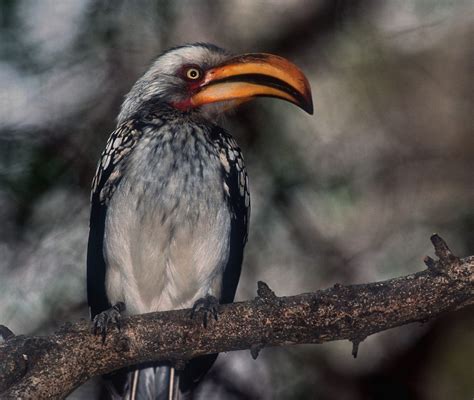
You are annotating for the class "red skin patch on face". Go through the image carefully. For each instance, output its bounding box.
[171,98,193,111]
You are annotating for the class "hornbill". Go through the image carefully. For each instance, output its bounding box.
[87,43,312,399]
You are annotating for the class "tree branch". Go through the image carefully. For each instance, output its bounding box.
[1,235,473,399]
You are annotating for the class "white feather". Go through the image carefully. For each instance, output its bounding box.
[104,120,231,314]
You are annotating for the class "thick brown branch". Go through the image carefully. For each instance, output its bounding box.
[1,235,473,399]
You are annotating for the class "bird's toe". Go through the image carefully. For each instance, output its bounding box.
[92,302,125,343]
[190,295,219,327]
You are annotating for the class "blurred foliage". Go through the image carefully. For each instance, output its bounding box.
[0,1,473,399]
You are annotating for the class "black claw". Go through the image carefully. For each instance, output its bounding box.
[212,306,218,321]
[114,315,121,332]
[350,336,366,358]
[92,302,125,343]
[190,295,219,327]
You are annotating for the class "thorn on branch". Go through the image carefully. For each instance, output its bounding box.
[425,234,460,276]
[351,337,365,358]
[0,325,15,342]
[250,343,265,360]
[431,234,459,266]
[256,281,278,304]
[423,256,436,269]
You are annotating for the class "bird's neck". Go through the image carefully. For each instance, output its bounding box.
[118,97,223,130]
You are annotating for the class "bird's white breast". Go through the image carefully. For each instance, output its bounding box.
[103,122,231,315]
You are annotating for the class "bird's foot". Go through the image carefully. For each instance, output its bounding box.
[190,295,219,328]
[92,302,126,343]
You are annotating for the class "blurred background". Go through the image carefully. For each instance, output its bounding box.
[0,0,473,399]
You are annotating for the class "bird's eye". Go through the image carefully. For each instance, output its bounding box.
[184,67,202,81]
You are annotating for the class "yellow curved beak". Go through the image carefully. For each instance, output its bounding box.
[190,53,313,114]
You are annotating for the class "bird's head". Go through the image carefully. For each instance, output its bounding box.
[118,43,313,123]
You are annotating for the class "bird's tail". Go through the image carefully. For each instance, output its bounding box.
[127,366,181,400]
[104,356,216,399]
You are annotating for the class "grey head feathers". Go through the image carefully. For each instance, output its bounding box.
[117,43,231,124]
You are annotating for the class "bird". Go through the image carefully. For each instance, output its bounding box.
[87,42,312,400]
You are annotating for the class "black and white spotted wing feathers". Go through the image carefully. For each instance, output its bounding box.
[87,120,146,318]
[213,127,250,304]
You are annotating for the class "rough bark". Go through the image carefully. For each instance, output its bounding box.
[0,235,473,399]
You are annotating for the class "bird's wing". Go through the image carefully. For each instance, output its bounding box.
[87,120,144,318]
[214,127,250,304]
